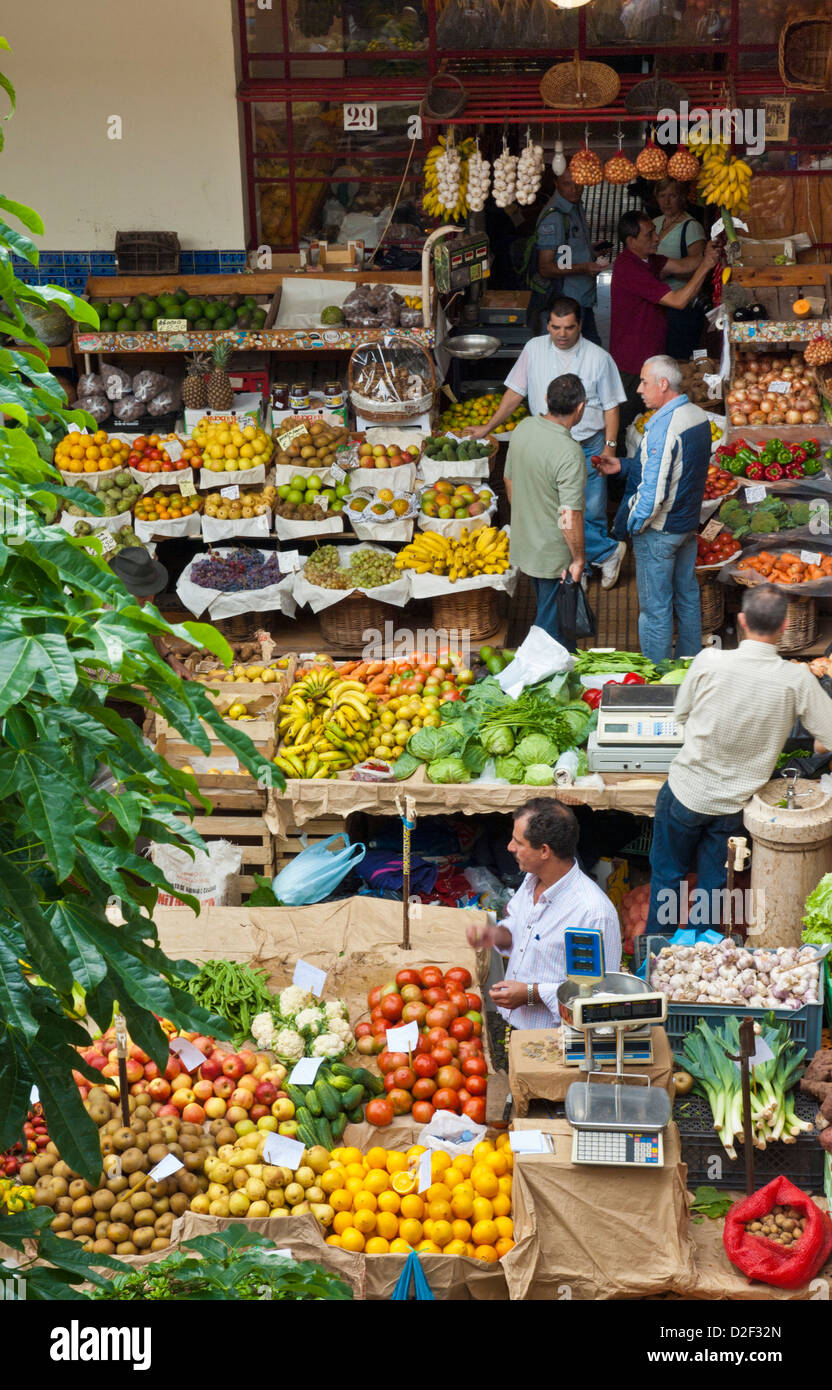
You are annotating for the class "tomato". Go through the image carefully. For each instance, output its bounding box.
[436,1065,464,1091]
[450,1017,473,1041]
[412,1077,436,1101]
[425,1026,449,1049]
[392,1066,416,1091]
[411,1100,435,1124]
[415,1033,432,1056]
[422,986,448,1006]
[354,1021,372,1039]
[466,992,482,1011]
[371,1021,389,1041]
[400,984,423,1003]
[445,966,473,989]
[365,1098,394,1127]
[462,1055,487,1077]
[426,1005,456,1030]
[457,1088,471,1105]
[380,980,400,1000]
[471,1021,483,1037]
[431,1046,454,1069]
[465,1074,487,1096]
[357,1036,380,1056]
[396,969,422,988]
[379,1050,408,1075]
[447,989,470,1012]
[383,1071,398,1093]
[462,1097,486,1125]
[421,966,443,987]
[441,690,462,703]
[444,1036,460,1056]
[387,1087,413,1116]
[367,986,383,1010]
[401,1001,428,1026]
[381,993,405,1022]
[433,1087,461,1112]
[413,1053,438,1078]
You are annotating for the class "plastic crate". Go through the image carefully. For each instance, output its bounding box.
[675,1091,824,1191]
[619,817,653,858]
[633,931,743,972]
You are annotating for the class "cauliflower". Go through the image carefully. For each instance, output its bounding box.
[324,999,349,1022]
[296,1006,325,1037]
[276,985,312,1020]
[273,1027,305,1062]
[328,1016,354,1045]
[251,1011,277,1049]
[310,1032,348,1060]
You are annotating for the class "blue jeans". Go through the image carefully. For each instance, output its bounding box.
[530,575,572,651]
[581,430,617,568]
[632,527,701,664]
[646,781,745,935]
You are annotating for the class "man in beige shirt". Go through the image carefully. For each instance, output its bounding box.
[645,584,832,934]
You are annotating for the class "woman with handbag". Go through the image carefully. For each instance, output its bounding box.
[654,178,707,360]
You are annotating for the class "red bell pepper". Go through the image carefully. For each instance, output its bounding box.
[764,463,784,482]
[621,672,646,685]
[581,688,602,709]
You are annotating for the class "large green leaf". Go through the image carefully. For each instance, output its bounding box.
[0,858,73,994]
[46,903,109,994]
[12,744,80,882]
[0,194,44,235]
[16,1031,105,1180]
[0,635,41,713]
[0,1038,35,1150]
[0,926,38,1037]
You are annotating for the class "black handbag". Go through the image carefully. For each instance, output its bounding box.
[555,575,597,650]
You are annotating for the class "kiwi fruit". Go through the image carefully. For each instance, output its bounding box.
[133,1208,156,1229]
[127,1169,148,1189]
[167,1143,184,1161]
[160,1123,180,1143]
[49,1176,68,1198]
[116,1241,137,1256]
[34,1154,55,1176]
[154,1212,174,1238]
[50,1213,71,1232]
[179,1134,200,1154]
[109,1201,134,1225]
[95,1220,111,1240]
[72,1217,96,1238]
[72,1196,93,1217]
[168,1192,189,1217]
[146,1179,169,1200]
[121,1148,145,1175]
[130,1189,153,1211]
[180,1123,201,1137]
[111,1127,134,1153]
[92,1238,115,1255]
[216,1126,236,1147]
[134,1106,154,1123]
[197,1175,209,1193]
[87,1103,111,1126]
[52,1161,72,1181]
[102,1119,122,1137]
[106,1175,128,1194]
[133,1228,154,1251]
[183,1151,203,1172]
[19,1162,37,1185]
[93,1188,116,1212]
[100,1137,116,1156]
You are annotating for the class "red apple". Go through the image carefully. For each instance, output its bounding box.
[164,1056,184,1082]
[230,1087,253,1111]
[199,1057,222,1082]
[147,1078,171,1102]
[171,1088,196,1111]
[237,1049,257,1073]
[157,1103,179,1118]
[125,1059,144,1084]
[254,1081,278,1107]
[143,1061,160,1081]
[249,1104,269,1122]
[192,1079,214,1103]
[181,1102,206,1125]
[213,1077,234,1099]
[222,1055,246,1081]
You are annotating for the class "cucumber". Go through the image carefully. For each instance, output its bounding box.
[305,1088,323,1118]
[328,1062,355,1080]
[327,1073,355,1094]
[297,1123,318,1149]
[315,1077,342,1121]
[330,1111,348,1141]
[341,1083,365,1111]
[295,1105,313,1130]
[347,1105,365,1124]
[285,1084,308,1110]
[315,1115,335,1149]
[351,1066,385,1097]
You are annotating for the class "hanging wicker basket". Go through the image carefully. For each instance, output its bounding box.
[696,572,725,634]
[778,16,832,91]
[349,335,437,425]
[733,572,818,651]
[421,73,467,121]
[431,587,501,644]
[540,52,620,110]
[624,76,687,114]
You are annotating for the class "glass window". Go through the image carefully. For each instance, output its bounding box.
[255,174,425,246]
[243,0,284,53]
[437,0,577,49]
[740,0,828,47]
[587,0,729,46]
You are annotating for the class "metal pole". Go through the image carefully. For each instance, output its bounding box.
[727,1017,756,1197]
[397,795,416,951]
[114,1012,130,1128]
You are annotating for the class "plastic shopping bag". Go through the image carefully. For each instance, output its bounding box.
[271,834,365,906]
[391,1251,435,1301]
[555,574,596,650]
[723,1177,832,1289]
[497,624,574,700]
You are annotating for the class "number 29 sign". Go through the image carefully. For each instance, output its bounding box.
[343,103,378,132]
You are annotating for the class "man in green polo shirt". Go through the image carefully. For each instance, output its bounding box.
[504,373,587,648]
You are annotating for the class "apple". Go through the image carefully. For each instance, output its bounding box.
[291,474,307,490]
[226,1105,249,1125]
[222,1055,246,1080]
[171,1088,196,1110]
[199,1057,222,1082]
[277,484,292,499]
[157,1103,179,1118]
[372,445,385,456]
[164,1056,184,1082]
[170,1071,194,1093]
[204,1096,227,1119]
[249,1104,269,1121]
[181,1102,206,1125]
[235,1119,256,1138]
[422,501,438,517]
[407,445,420,457]
[456,669,474,685]
[129,1044,150,1064]
[213,1077,234,1099]
[192,1079,214,1103]
[257,1115,278,1131]
[271,1098,296,1121]
[236,1073,258,1095]
[278,1120,299,1137]
[143,1061,160,1081]
[255,1080,278,1107]
[147,1078,171,1102]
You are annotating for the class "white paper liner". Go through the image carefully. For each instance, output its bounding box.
[131,465,195,494]
[349,517,415,543]
[346,461,417,491]
[418,454,490,484]
[134,511,203,543]
[273,512,344,541]
[58,509,132,536]
[176,547,298,620]
[290,542,411,613]
[198,464,266,489]
[202,511,273,544]
[408,565,519,599]
[59,466,124,491]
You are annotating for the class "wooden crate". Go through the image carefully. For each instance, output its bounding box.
[273,816,349,871]
[175,812,274,898]
[155,691,278,763]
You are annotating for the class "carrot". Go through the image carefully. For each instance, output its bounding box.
[337,660,358,676]
[351,662,370,681]
[367,680,387,695]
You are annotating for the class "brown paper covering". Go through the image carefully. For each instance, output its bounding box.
[509,1026,675,1116]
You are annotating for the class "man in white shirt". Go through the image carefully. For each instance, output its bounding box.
[466,799,621,1031]
[466,297,628,588]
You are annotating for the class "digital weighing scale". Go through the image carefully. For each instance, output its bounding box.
[587,683,684,774]
[557,929,671,1168]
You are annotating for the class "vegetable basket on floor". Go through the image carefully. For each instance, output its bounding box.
[319,594,399,648]
[674,1092,824,1190]
[431,588,500,643]
[696,572,725,633]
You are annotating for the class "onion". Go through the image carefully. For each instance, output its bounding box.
[749,411,766,425]
[732,388,748,401]
[803,409,820,424]
[759,398,773,413]
[747,387,763,402]
[769,412,784,425]
[781,367,795,378]
[785,409,803,424]
[793,395,810,411]
[731,411,749,426]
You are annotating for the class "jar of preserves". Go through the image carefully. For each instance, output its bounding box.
[272,381,289,409]
[324,380,344,408]
[289,381,310,410]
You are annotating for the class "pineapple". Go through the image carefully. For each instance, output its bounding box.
[207,339,234,411]
[182,354,208,410]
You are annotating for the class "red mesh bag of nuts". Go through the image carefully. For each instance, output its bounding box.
[723,1177,832,1289]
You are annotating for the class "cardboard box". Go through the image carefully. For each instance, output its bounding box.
[184,393,270,432]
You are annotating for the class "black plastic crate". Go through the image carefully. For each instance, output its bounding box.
[675,1091,824,1191]
[633,932,743,972]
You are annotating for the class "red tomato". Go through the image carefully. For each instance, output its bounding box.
[413,1054,438,1078]
[402,1001,428,1026]
[371,1020,388,1040]
[400,984,423,1003]
[425,1026,449,1049]
[433,1087,461,1112]
[466,992,482,1011]
[415,1033,432,1056]
[441,690,462,703]
[462,1097,486,1125]
[444,1037,460,1057]
[465,1074,487,1096]
[431,1046,454,1069]
[426,1005,456,1030]
[367,986,382,1010]
[471,1021,483,1037]
[445,967,473,989]
[381,993,405,1022]
[392,1066,416,1091]
[387,1087,413,1116]
[462,1056,487,1077]
[436,1065,464,1091]
[365,1098,393,1127]
[411,1100,435,1124]
[422,987,448,1006]
[379,1050,408,1075]
[421,966,443,987]
[447,990,470,1013]
[457,1088,471,1105]
[450,1017,473,1041]
[354,1021,372,1039]
[383,1071,397,1093]
[412,1077,437,1101]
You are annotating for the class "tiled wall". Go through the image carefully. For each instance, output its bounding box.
[14,249,248,293]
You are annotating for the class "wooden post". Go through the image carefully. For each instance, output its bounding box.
[724,836,750,937]
[114,1013,130,1128]
[397,795,416,951]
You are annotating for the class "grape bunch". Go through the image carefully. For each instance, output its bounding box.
[304,546,397,591]
[304,545,352,591]
[191,548,283,592]
[348,549,398,589]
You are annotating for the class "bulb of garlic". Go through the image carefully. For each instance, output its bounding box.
[466,148,491,212]
[492,146,518,209]
[516,140,544,206]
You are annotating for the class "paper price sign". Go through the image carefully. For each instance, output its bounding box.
[801,549,822,566]
[148,1154,185,1182]
[263,1133,305,1170]
[700,518,724,542]
[169,1037,207,1072]
[330,464,347,483]
[157,318,188,333]
[508,1130,552,1154]
[769,380,791,394]
[733,1036,775,1073]
[179,480,197,497]
[418,1150,432,1193]
[293,958,327,998]
[289,1056,324,1085]
[692,349,708,361]
[744,485,767,504]
[278,549,302,573]
[277,424,307,450]
[221,485,240,500]
[30,1085,39,1105]
[317,493,330,512]
[385,1020,419,1053]
[99,532,117,554]
[164,439,184,463]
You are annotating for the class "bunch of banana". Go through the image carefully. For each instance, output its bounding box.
[423,135,474,222]
[394,526,511,583]
[403,294,422,310]
[274,669,378,779]
[694,140,752,215]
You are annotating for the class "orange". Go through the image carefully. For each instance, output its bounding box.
[353,1208,376,1236]
[391,1171,417,1196]
[344,1163,365,1180]
[416,1240,441,1254]
[432,1220,453,1247]
[386,1151,408,1174]
[339,1227,365,1253]
[365,1236,389,1254]
[442,1167,464,1190]
[497,1175,513,1197]
[377,1190,401,1215]
[363,1169,389,1196]
[375,1210,398,1240]
[450,1190,474,1220]
[406,1145,426,1160]
[400,1194,424,1221]
[426,1182,452,1206]
[431,1151,451,1176]
[474,1244,499,1263]
[353,1191,377,1213]
[495,1216,514,1239]
[422,1219,436,1241]
[472,1197,494,1223]
[495,1237,515,1259]
[345,1177,364,1197]
[427,1199,452,1223]
[398,1217,422,1246]
[366,1147,388,1170]
[451,1219,472,1242]
[332,1211,353,1235]
[340,1148,362,1167]
[325,1234,343,1247]
[485,1150,508,1176]
[330,1188,352,1213]
[465,1243,476,1257]
[390,1238,413,1254]
[492,1192,512,1218]
[495,1133,511,1149]
[471,1166,498,1199]
[473,1140,495,1163]
[320,1169,344,1195]
[472,1219,498,1246]
[445,1239,468,1256]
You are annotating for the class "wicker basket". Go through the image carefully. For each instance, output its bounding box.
[778,16,832,91]
[349,336,437,425]
[115,231,180,274]
[813,362,832,406]
[540,52,620,110]
[319,594,397,649]
[431,587,500,644]
[624,76,687,114]
[733,573,818,651]
[696,572,725,633]
[421,74,467,120]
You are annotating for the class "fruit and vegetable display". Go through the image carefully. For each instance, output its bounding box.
[130,433,199,473]
[273,419,350,469]
[649,940,821,1009]
[419,480,495,519]
[422,434,492,463]
[703,463,740,500]
[193,418,273,472]
[55,429,131,475]
[394,527,510,580]
[727,351,822,429]
[134,490,204,524]
[713,437,824,480]
[203,486,276,522]
[190,548,284,592]
[62,472,144,517]
[717,494,815,538]
[675,1016,811,1159]
[303,544,398,590]
[695,532,741,566]
[193,654,290,685]
[438,392,528,435]
[90,290,266,333]
[346,489,414,521]
[735,549,832,584]
[354,439,421,470]
[274,666,379,779]
[278,475,350,514]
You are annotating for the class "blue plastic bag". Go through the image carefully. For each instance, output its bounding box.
[635,926,724,980]
[271,834,365,907]
[391,1250,435,1301]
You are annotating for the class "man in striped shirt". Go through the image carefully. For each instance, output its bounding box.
[466,800,621,1031]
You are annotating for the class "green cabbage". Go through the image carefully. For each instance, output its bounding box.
[495,754,525,784]
[515,732,558,767]
[408,724,461,762]
[524,763,555,786]
[463,739,489,778]
[426,756,471,784]
[481,724,515,756]
[393,750,422,780]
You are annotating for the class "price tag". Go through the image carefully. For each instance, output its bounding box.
[293,958,327,998]
[733,1036,775,1073]
[221,485,240,499]
[801,549,823,565]
[164,439,184,462]
[744,485,767,503]
[386,1020,419,1053]
[180,480,197,497]
[169,1037,207,1072]
[418,1150,432,1193]
[700,518,724,541]
[330,464,347,483]
[262,1133,305,1170]
[99,532,117,554]
[508,1130,552,1154]
[316,493,330,512]
[148,1154,185,1182]
[156,318,188,333]
[769,380,791,394]
[277,424,308,450]
[289,1056,325,1085]
[278,549,302,573]
[692,349,708,361]
[343,102,378,132]
[30,1085,39,1105]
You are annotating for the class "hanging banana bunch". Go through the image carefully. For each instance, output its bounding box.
[423,133,475,222]
[691,135,752,242]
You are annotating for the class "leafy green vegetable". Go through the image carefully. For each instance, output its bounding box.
[690,1186,733,1221]
[524,763,555,786]
[393,749,423,781]
[515,732,558,767]
[408,724,461,762]
[426,755,470,784]
[573,650,658,680]
[481,724,515,756]
[462,739,488,778]
[494,754,525,784]
[802,872,832,944]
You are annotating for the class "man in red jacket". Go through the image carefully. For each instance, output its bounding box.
[610,211,718,439]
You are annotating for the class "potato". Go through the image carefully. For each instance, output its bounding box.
[50,1213,72,1232]
[55,1196,74,1215]
[115,1241,137,1256]
[106,1222,132,1244]
[93,1188,116,1211]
